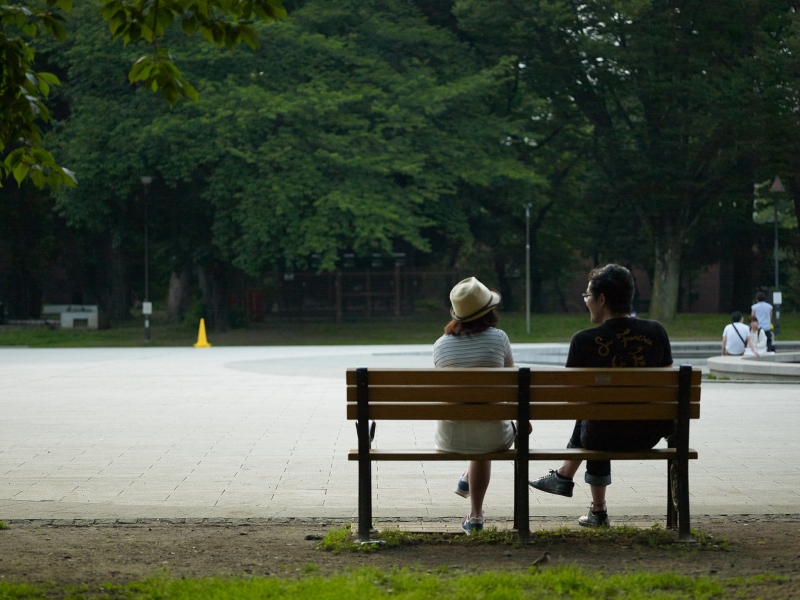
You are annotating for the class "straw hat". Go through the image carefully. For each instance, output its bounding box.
[449,277,501,322]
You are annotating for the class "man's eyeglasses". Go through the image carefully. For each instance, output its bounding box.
[581,293,591,300]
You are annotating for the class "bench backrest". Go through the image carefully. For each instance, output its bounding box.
[346,367,701,422]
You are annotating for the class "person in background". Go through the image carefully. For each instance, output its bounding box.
[751,292,775,352]
[433,277,515,535]
[722,312,755,356]
[748,316,768,355]
[528,264,673,527]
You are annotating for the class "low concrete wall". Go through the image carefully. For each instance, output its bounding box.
[41,304,99,330]
[707,352,800,381]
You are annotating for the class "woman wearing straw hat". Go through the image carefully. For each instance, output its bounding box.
[433,276,515,534]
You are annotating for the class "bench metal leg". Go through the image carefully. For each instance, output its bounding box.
[667,459,677,530]
[358,456,372,543]
[356,368,373,543]
[513,460,519,532]
[515,367,531,543]
[677,459,692,541]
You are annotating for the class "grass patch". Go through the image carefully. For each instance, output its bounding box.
[0,565,785,599]
[323,523,727,555]
[0,521,8,530]
[2,312,797,347]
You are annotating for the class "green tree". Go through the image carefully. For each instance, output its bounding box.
[454,0,789,320]
[46,0,537,325]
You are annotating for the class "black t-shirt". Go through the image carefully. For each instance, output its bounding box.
[566,317,674,440]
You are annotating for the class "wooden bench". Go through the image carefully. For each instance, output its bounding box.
[347,365,700,543]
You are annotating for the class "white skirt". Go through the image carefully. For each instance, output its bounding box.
[435,420,515,453]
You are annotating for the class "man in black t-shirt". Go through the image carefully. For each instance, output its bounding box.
[529,264,675,527]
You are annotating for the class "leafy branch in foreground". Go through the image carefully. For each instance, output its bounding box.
[0,0,285,189]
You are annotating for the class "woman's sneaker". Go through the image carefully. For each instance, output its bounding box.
[578,505,609,527]
[461,514,484,535]
[528,470,575,497]
[455,476,470,498]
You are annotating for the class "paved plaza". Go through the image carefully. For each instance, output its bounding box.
[1,345,798,525]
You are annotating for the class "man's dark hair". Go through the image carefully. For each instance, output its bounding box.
[756,291,766,302]
[588,264,634,314]
[444,310,498,336]
[731,311,742,323]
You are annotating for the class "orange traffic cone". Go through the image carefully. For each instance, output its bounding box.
[194,318,212,348]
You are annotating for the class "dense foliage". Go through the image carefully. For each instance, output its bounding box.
[1,0,799,326]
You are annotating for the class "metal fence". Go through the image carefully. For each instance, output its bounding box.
[236,270,459,321]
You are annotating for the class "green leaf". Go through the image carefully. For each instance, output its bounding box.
[181,14,197,35]
[37,72,61,85]
[12,161,30,186]
[30,167,46,189]
[239,25,259,49]
[182,80,199,102]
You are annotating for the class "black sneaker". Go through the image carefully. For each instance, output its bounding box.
[578,506,610,527]
[529,470,575,497]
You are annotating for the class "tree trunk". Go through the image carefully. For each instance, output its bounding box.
[787,175,800,254]
[107,235,130,323]
[166,271,191,320]
[493,259,513,311]
[530,233,543,313]
[648,235,682,322]
[196,262,229,332]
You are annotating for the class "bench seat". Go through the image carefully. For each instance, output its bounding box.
[348,448,698,462]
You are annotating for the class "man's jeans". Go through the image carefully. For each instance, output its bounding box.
[567,420,663,487]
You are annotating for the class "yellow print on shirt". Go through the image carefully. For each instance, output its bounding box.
[616,328,654,348]
[612,347,647,367]
[594,335,648,367]
[595,338,613,356]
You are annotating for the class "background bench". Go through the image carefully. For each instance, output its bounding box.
[347,365,700,543]
[41,304,99,329]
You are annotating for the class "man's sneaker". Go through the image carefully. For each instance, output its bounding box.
[461,514,484,535]
[455,476,470,498]
[578,505,610,527]
[529,470,575,498]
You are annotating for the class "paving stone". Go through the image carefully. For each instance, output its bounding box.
[1,346,799,525]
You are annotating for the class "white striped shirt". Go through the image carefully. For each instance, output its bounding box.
[433,328,514,368]
[432,327,515,453]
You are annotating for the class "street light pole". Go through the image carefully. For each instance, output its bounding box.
[140,175,153,341]
[525,203,531,335]
[769,176,784,336]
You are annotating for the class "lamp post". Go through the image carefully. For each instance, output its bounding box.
[140,175,153,341]
[769,175,783,336]
[525,203,531,335]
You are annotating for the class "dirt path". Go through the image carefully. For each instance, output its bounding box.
[1,516,798,594]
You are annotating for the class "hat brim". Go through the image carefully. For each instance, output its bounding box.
[450,291,501,322]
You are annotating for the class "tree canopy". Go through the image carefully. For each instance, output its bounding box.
[2,0,799,324]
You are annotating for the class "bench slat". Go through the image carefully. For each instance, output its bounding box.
[346,368,520,386]
[347,448,699,461]
[346,386,700,404]
[346,367,701,387]
[346,402,699,420]
[347,386,517,403]
[531,369,701,386]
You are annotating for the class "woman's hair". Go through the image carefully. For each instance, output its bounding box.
[587,264,634,315]
[444,309,498,335]
[750,315,760,324]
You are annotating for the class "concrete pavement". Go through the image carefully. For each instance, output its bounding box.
[1,345,798,525]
